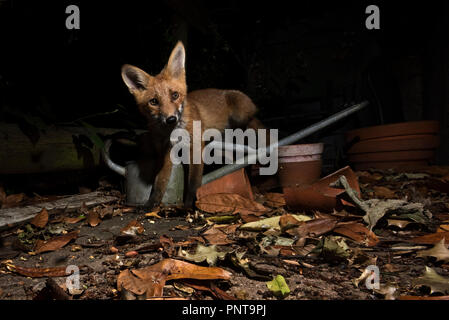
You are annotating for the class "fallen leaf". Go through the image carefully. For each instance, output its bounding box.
[387,219,411,229]
[229,251,270,280]
[87,210,101,227]
[399,295,449,300]
[178,244,228,266]
[264,193,286,207]
[286,218,338,239]
[374,285,397,300]
[282,259,300,266]
[438,225,449,232]
[31,208,49,228]
[145,211,162,219]
[173,281,195,294]
[416,239,449,262]
[6,264,68,277]
[202,225,236,245]
[195,193,271,218]
[176,236,206,246]
[173,225,190,231]
[117,258,231,298]
[63,216,85,224]
[2,193,26,208]
[279,214,302,232]
[98,206,114,219]
[240,214,311,232]
[179,279,237,300]
[373,186,396,199]
[125,251,139,258]
[333,222,379,247]
[266,275,290,298]
[362,199,425,230]
[205,215,239,224]
[410,232,449,245]
[353,267,375,288]
[318,236,351,262]
[34,231,79,254]
[121,220,144,236]
[414,267,449,294]
[338,176,426,230]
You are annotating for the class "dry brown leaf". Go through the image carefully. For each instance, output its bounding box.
[286,218,338,239]
[279,214,302,232]
[373,186,396,199]
[264,193,286,208]
[117,258,231,298]
[438,225,449,232]
[399,295,449,300]
[98,206,114,219]
[176,236,206,246]
[416,239,449,262]
[87,210,101,227]
[202,226,235,245]
[409,232,449,245]
[333,222,379,247]
[64,216,85,224]
[174,225,190,231]
[31,208,49,228]
[282,259,300,266]
[179,279,237,300]
[387,219,411,229]
[6,264,68,278]
[121,220,144,235]
[1,193,26,208]
[145,211,162,219]
[34,231,79,254]
[196,193,271,217]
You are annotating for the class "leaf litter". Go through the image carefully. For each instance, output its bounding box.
[2,166,449,300]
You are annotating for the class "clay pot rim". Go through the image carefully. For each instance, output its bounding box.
[278,143,324,157]
[345,120,439,142]
[347,134,439,154]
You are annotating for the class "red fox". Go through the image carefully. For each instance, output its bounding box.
[121,41,264,208]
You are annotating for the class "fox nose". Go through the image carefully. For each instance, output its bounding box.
[166,116,177,124]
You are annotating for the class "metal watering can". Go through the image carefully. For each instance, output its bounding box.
[102,101,369,207]
[102,140,184,206]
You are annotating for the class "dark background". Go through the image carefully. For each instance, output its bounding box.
[0,0,448,175]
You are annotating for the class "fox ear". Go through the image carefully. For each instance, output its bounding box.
[166,41,185,78]
[121,65,150,92]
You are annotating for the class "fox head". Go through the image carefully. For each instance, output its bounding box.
[121,41,187,126]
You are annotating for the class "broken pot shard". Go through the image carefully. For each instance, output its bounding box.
[196,168,254,201]
[283,166,360,211]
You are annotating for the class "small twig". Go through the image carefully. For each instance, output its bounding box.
[337,176,369,212]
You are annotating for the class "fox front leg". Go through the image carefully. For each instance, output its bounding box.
[145,151,173,209]
[184,162,204,209]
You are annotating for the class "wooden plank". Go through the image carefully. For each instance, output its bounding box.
[0,123,145,174]
[0,191,118,228]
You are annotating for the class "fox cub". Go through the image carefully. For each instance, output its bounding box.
[121,41,263,208]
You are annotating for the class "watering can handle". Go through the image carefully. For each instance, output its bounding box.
[102,139,126,176]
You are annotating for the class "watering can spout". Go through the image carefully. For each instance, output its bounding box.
[102,140,126,176]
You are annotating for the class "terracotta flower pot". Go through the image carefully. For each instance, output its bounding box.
[277,143,323,188]
[346,121,440,170]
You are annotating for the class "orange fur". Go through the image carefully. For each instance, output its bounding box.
[122,41,263,208]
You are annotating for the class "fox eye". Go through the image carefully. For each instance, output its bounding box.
[149,98,159,106]
[171,92,179,100]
